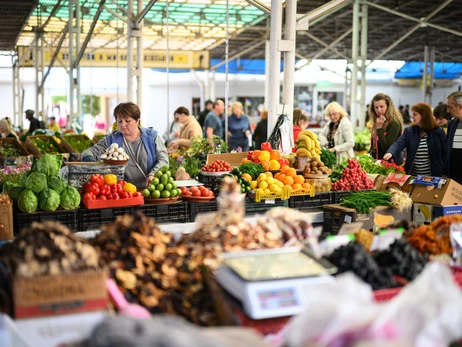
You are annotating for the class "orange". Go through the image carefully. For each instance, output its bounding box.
[292,183,302,190]
[283,176,294,186]
[302,183,311,189]
[274,173,281,180]
[265,171,273,178]
[286,168,297,178]
[241,173,252,182]
[280,165,290,175]
[294,175,305,185]
[277,174,286,183]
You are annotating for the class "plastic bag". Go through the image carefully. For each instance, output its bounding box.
[284,262,462,347]
[267,114,294,153]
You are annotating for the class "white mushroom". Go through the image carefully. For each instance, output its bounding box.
[101,154,107,159]
[110,143,119,149]
[118,155,124,160]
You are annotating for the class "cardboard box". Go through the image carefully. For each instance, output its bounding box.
[0,138,33,167]
[0,202,13,240]
[411,178,462,205]
[206,152,248,167]
[413,203,462,225]
[61,135,96,162]
[13,270,107,319]
[367,174,386,190]
[377,173,414,195]
[323,204,411,235]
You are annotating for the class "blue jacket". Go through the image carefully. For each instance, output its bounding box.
[445,118,459,177]
[386,125,446,177]
[107,128,158,173]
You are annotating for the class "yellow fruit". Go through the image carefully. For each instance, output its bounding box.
[264,188,272,195]
[123,183,137,194]
[265,171,273,178]
[258,173,267,181]
[104,174,117,186]
[276,180,284,188]
[269,159,281,170]
[250,181,258,190]
[258,181,268,190]
[266,177,275,185]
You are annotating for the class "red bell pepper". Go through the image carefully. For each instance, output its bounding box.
[278,158,289,167]
[261,142,272,151]
[247,151,254,160]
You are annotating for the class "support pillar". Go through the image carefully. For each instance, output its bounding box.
[282,0,296,124]
[127,0,144,105]
[359,1,368,129]
[267,0,283,134]
[69,0,81,123]
[35,32,45,120]
[350,0,360,129]
[423,46,435,104]
[13,57,21,127]
[264,40,270,108]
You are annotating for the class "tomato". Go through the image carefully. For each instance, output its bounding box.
[113,193,120,200]
[192,190,201,197]
[97,195,107,200]
[83,192,94,200]
[119,192,128,199]
[189,186,199,193]
[179,186,188,195]
[106,193,113,200]
[81,182,91,194]
[201,189,209,197]
[87,183,99,195]
[117,180,126,186]
[132,192,141,197]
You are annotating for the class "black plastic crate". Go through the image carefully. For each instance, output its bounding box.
[331,189,376,204]
[135,202,188,223]
[188,200,218,222]
[14,208,79,235]
[245,198,288,215]
[78,206,134,231]
[197,172,227,190]
[289,192,332,210]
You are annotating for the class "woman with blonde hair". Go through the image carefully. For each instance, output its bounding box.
[318,102,354,163]
[253,109,268,150]
[0,118,18,139]
[368,93,404,164]
[223,101,251,151]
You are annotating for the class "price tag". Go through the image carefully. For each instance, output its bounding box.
[265,199,276,204]
[338,222,363,235]
[344,215,352,223]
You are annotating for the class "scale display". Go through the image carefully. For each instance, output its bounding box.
[257,287,298,310]
[224,251,327,281]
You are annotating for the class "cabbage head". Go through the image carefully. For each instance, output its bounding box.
[18,189,38,213]
[19,171,31,187]
[39,189,60,212]
[48,175,67,194]
[60,186,81,210]
[36,154,61,176]
[25,172,48,194]
[9,187,25,204]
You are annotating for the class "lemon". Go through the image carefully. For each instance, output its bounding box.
[269,184,279,192]
[264,188,272,195]
[250,181,258,190]
[276,180,284,188]
[258,181,268,190]
[258,173,267,181]
[266,177,275,185]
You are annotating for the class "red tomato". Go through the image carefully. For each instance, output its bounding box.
[83,192,94,200]
[189,186,199,193]
[132,192,141,197]
[192,190,201,197]
[179,186,188,194]
[81,182,91,194]
[201,189,209,197]
[87,183,99,195]
[97,195,107,200]
[106,194,113,200]
[119,192,127,199]
[113,193,120,200]
[117,180,126,186]
[184,191,192,196]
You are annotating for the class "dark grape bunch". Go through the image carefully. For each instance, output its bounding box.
[327,242,397,290]
[374,239,427,281]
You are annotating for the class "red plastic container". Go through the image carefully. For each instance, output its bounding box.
[82,195,144,209]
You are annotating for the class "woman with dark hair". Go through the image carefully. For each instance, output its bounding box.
[369,93,404,164]
[168,106,202,151]
[384,102,446,176]
[433,103,452,132]
[82,102,168,190]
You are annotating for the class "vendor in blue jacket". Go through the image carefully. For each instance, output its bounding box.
[383,102,446,177]
[82,102,169,190]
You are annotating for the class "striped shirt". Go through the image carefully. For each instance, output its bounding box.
[411,134,431,176]
[453,122,462,149]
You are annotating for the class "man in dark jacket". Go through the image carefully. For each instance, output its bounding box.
[445,91,462,183]
[25,109,41,134]
[197,100,213,129]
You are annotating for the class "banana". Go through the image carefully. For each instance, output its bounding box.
[300,130,318,140]
[315,148,322,154]
[296,148,310,157]
[305,138,312,151]
[298,134,311,144]
[418,204,431,220]
[310,149,317,157]
[297,142,307,149]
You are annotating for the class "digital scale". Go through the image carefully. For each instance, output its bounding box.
[215,247,337,320]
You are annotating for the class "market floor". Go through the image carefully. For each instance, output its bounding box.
[75,208,324,239]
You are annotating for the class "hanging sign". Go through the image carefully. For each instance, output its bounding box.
[17,47,210,69]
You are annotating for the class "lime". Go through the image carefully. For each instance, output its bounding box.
[165,183,173,191]
[170,189,177,197]
[166,171,172,178]
[172,182,177,189]
[142,189,151,198]
[152,177,160,185]
[176,189,182,197]
[161,174,168,185]
[161,190,170,198]
[156,183,164,192]
[168,177,174,184]
[155,170,163,178]
[161,165,169,173]
[148,184,156,192]
[151,190,161,198]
